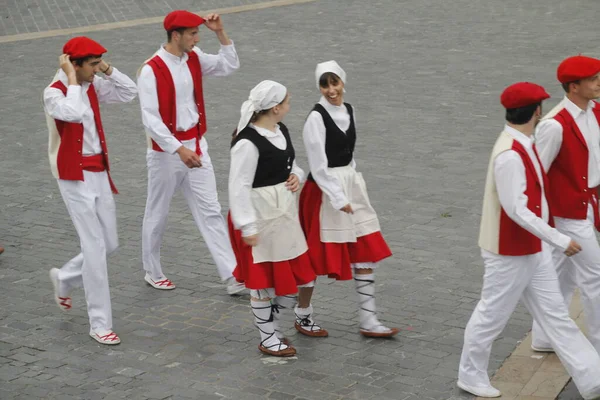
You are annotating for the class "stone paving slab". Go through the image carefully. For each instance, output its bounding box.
[1,0,600,399]
[478,292,584,400]
[0,0,273,36]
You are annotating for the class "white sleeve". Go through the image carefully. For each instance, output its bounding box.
[193,43,240,78]
[43,85,86,123]
[229,139,259,237]
[303,111,349,210]
[494,151,571,250]
[291,160,305,183]
[137,65,182,154]
[93,67,138,104]
[534,119,563,171]
[350,105,357,169]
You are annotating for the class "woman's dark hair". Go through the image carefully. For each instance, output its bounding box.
[71,55,102,67]
[505,102,541,125]
[319,72,341,88]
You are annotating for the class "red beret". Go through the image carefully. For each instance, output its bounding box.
[164,10,205,31]
[557,55,600,83]
[500,82,550,109]
[62,36,107,59]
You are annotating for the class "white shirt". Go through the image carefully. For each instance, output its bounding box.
[494,125,570,251]
[535,96,600,187]
[303,96,357,210]
[43,68,137,155]
[229,124,305,237]
[138,44,240,154]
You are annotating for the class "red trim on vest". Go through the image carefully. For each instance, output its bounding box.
[547,103,600,230]
[498,141,545,256]
[50,81,118,194]
[147,51,206,155]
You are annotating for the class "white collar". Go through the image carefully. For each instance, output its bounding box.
[250,123,281,138]
[563,95,594,119]
[318,96,346,113]
[158,45,189,64]
[504,125,534,150]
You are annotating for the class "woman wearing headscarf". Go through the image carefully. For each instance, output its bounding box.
[297,61,398,338]
[228,80,316,357]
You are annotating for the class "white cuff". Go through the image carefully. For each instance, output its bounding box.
[220,41,235,49]
[163,139,183,155]
[241,223,258,237]
[330,195,349,211]
[555,233,572,252]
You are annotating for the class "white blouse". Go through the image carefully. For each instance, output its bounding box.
[303,96,357,210]
[229,124,305,237]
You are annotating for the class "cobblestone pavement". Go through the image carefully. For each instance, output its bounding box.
[1,0,599,399]
[0,0,274,36]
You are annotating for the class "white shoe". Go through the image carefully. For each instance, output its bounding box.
[89,330,121,345]
[144,274,176,290]
[226,277,245,295]
[49,268,71,311]
[457,381,501,398]
[531,344,554,352]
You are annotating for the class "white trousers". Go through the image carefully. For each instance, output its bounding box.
[57,171,117,332]
[142,137,236,281]
[532,205,600,353]
[459,244,600,397]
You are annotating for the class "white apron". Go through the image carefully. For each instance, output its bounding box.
[320,166,380,243]
[251,182,308,263]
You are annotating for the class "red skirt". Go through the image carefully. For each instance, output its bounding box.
[227,213,316,296]
[299,180,392,281]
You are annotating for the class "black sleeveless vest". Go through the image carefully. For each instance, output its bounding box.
[232,123,295,188]
[307,102,356,182]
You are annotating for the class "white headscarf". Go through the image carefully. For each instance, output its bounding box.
[315,60,346,89]
[236,80,287,134]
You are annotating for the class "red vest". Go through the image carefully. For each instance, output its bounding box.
[50,81,118,194]
[498,142,550,255]
[147,51,206,155]
[546,103,600,229]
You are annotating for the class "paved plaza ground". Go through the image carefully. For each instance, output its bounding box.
[1,0,599,399]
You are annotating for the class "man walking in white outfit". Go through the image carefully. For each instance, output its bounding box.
[44,36,138,345]
[458,82,600,399]
[531,55,600,355]
[138,10,243,294]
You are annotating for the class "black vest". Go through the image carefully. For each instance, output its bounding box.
[232,123,295,188]
[308,102,356,181]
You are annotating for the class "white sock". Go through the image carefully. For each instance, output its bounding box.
[251,299,286,350]
[272,295,296,340]
[354,273,379,330]
[294,304,323,332]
